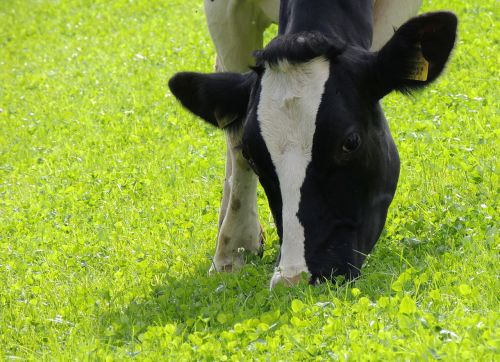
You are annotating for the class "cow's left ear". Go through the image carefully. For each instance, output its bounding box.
[168,71,255,128]
[374,11,457,99]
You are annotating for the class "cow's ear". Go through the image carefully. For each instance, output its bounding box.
[374,11,457,98]
[168,71,255,128]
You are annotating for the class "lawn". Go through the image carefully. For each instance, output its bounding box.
[0,0,498,360]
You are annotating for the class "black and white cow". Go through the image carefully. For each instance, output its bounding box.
[169,0,457,288]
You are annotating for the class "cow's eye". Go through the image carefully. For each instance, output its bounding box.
[342,133,361,153]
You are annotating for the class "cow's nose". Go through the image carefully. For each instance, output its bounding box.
[269,270,304,289]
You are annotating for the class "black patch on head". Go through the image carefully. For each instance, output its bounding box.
[168,71,256,128]
[253,31,346,66]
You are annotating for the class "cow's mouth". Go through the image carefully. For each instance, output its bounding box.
[309,265,362,285]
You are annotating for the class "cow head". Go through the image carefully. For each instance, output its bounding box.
[169,12,457,286]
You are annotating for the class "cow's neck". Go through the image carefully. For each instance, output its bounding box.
[279,0,373,49]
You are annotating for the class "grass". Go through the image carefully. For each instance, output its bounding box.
[0,0,498,360]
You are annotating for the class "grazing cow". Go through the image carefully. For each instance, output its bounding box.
[169,0,457,288]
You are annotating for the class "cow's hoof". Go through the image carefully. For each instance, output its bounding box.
[208,252,245,275]
[208,259,241,275]
[209,263,234,274]
[269,270,304,289]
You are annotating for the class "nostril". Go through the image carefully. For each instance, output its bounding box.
[309,263,362,284]
[308,275,324,285]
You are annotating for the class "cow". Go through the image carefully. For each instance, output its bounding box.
[168,0,457,288]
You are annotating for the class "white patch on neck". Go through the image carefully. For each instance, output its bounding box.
[257,57,330,281]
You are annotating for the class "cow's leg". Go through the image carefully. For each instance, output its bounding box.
[204,0,272,272]
[210,130,262,272]
[217,145,232,229]
[372,0,422,50]
[204,0,274,72]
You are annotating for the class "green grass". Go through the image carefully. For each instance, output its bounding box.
[0,0,498,360]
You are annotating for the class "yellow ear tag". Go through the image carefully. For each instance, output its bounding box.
[407,46,429,82]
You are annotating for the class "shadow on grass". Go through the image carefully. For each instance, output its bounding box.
[98,237,421,346]
[99,255,283,345]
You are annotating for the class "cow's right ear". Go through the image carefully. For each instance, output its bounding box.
[373,11,457,99]
[168,71,255,128]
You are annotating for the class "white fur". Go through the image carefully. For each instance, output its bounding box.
[371,0,422,50]
[210,132,262,273]
[203,0,422,285]
[257,58,330,288]
[204,0,275,72]
[204,0,422,58]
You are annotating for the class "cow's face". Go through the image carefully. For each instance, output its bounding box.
[242,45,401,284]
[169,12,457,285]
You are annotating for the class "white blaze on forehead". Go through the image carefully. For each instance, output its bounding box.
[257,57,330,283]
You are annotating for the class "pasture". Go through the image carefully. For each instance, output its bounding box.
[0,0,498,360]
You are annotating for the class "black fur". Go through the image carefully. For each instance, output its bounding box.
[375,11,458,97]
[168,71,256,128]
[279,0,373,49]
[168,2,458,284]
[254,31,346,66]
